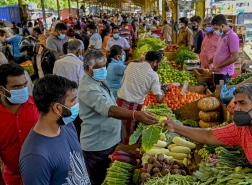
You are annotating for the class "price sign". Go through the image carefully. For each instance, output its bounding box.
[181,81,189,95]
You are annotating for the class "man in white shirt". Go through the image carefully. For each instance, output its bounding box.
[53,39,84,86]
[87,23,102,50]
[106,26,130,53]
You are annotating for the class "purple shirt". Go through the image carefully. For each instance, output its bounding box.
[213,29,239,75]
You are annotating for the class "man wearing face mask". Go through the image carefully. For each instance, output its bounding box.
[46,23,68,56]
[199,16,220,68]
[117,50,165,144]
[20,75,91,185]
[86,23,102,50]
[53,39,85,86]
[162,83,252,165]
[190,15,206,54]
[106,26,130,57]
[205,14,239,85]
[177,17,193,50]
[0,63,39,185]
[78,49,158,185]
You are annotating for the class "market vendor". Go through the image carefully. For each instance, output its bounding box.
[199,16,220,68]
[204,14,239,85]
[78,49,158,185]
[163,83,252,164]
[177,17,193,50]
[117,50,165,144]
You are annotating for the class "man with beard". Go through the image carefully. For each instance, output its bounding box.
[0,63,39,185]
[19,75,91,185]
[163,83,252,165]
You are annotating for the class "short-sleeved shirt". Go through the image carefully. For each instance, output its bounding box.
[213,123,252,164]
[7,34,24,57]
[89,32,102,49]
[177,27,193,47]
[117,62,162,104]
[119,27,132,44]
[212,29,239,76]
[78,74,121,151]
[199,32,220,68]
[106,36,130,52]
[0,97,39,185]
[81,33,90,50]
[22,27,30,36]
[53,53,85,86]
[106,58,127,99]
[46,34,68,53]
[20,123,91,185]
[161,24,172,42]
[193,30,205,54]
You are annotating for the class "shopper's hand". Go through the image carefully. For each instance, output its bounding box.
[204,62,210,69]
[209,65,220,72]
[134,111,158,125]
[162,114,179,132]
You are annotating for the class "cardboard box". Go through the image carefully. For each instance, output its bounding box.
[234,24,246,35]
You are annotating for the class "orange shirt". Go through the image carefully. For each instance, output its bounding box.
[102,35,111,56]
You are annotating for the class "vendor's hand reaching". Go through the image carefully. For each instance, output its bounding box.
[161,84,169,94]
[162,114,179,132]
[204,62,210,69]
[134,111,158,125]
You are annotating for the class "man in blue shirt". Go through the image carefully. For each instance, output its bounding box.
[190,15,205,54]
[0,27,26,64]
[19,75,91,185]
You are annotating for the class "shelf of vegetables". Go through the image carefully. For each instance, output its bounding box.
[101,103,249,185]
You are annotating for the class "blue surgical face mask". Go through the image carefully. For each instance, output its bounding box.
[78,55,83,61]
[121,55,125,63]
[3,86,29,104]
[59,103,79,125]
[113,33,119,39]
[215,30,223,36]
[58,32,66,40]
[205,26,213,33]
[66,23,71,27]
[93,67,107,81]
[76,31,80,34]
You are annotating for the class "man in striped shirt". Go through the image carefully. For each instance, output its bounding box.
[119,20,133,45]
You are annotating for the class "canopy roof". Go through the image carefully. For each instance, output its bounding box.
[76,0,144,8]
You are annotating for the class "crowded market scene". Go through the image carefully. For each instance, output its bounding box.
[0,0,252,184]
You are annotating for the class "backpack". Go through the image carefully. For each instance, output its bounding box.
[40,47,60,74]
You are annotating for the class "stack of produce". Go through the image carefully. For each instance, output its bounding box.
[144,84,205,111]
[157,62,198,85]
[227,73,252,85]
[109,150,139,166]
[133,37,166,58]
[141,153,188,183]
[163,44,179,52]
[102,160,133,185]
[175,46,197,65]
[197,97,221,128]
[165,60,183,70]
[20,60,34,75]
[167,137,195,167]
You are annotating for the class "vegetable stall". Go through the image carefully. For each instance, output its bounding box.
[100,34,252,185]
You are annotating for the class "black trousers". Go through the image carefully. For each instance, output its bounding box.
[83,145,116,185]
[214,74,232,85]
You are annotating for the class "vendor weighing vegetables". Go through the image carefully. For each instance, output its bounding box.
[163,83,252,165]
[78,49,158,185]
[204,14,239,85]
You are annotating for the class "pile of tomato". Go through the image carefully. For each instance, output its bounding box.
[144,84,206,111]
[163,44,179,52]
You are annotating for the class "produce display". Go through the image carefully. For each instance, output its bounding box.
[102,160,133,185]
[157,62,198,85]
[20,60,34,75]
[227,73,252,85]
[197,97,221,128]
[134,37,166,58]
[144,84,205,111]
[163,44,179,52]
[175,46,197,65]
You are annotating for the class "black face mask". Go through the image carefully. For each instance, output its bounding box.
[233,109,252,127]
[153,65,158,72]
[192,25,198,31]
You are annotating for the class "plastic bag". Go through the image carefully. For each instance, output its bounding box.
[220,85,235,105]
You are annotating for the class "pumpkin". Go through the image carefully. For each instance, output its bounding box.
[197,97,220,111]
[199,120,220,128]
[199,111,220,122]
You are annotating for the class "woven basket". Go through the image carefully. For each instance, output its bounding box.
[163,51,176,61]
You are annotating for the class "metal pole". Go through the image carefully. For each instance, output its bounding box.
[56,0,60,19]
[18,0,24,21]
[41,0,46,28]
[68,0,71,15]
[77,0,79,17]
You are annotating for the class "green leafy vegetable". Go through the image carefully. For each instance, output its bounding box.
[142,125,160,151]
[175,46,197,65]
[227,73,252,85]
[129,123,148,145]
